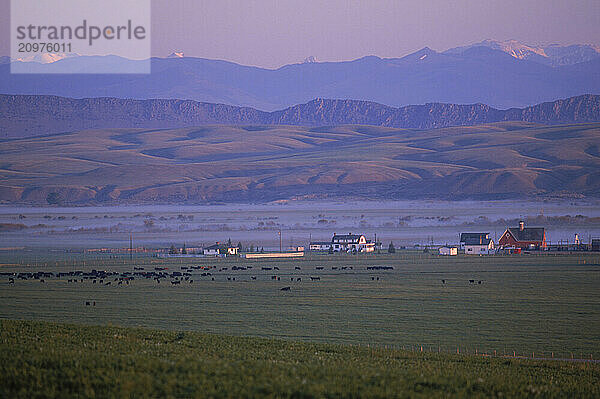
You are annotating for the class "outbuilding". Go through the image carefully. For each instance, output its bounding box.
[439,246,458,256]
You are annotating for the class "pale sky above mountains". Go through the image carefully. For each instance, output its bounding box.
[1,0,599,68]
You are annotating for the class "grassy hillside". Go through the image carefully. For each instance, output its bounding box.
[1,319,598,398]
[0,122,599,203]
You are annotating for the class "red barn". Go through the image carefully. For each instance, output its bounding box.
[499,221,546,250]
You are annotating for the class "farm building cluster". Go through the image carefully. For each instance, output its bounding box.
[158,221,598,259]
[440,220,596,255]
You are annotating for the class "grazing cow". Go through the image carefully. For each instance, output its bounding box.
[442,279,446,284]
[189,280,193,284]
[280,286,291,291]
[291,277,294,281]
[211,277,215,281]
[332,267,337,270]
[40,279,45,283]
[9,278,14,284]
[310,276,320,281]
[478,281,482,284]
[271,276,277,280]
[232,277,236,281]
[371,277,375,280]
[251,276,257,280]
[99,280,104,284]
[469,280,475,284]
[118,281,123,285]
[85,301,90,306]
[316,267,324,270]
[105,282,111,286]
[93,280,97,284]
[171,280,180,285]
[93,301,96,306]
[227,277,231,281]
[274,267,280,270]
[376,277,380,281]
[295,267,301,270]
[297,278,301,281]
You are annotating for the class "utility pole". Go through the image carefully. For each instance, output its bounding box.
[129,234,133,262]
[278,230,282,252]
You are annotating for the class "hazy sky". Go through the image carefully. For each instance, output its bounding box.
[2,0,599,68]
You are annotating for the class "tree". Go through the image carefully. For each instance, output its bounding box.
[181,243,187,254]
[388,242,396,253]
[237,242,243,252]
[46,192,62,205]
[227,238,232,247]
[169,244,178,254]
[260,247,264,253]
[249,244,255,253]
[328,246,334,254]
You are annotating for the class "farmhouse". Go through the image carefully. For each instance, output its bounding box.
[461,233,495,255]
[203,242,239,256]
[499,221,546,250]
[331,233,375,253]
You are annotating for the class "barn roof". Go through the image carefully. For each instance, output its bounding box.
[506,227,545,242]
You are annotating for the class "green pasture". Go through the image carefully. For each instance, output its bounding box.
[1,251,599,359]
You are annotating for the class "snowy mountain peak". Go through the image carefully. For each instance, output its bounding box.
[445,39,600,66]
[303,56,318,63]
[167,51,185,58]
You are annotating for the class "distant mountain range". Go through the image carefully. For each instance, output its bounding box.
[1,93,599,138]
[1,40,600,111]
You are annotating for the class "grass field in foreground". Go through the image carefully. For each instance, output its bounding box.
[1,319,599,398]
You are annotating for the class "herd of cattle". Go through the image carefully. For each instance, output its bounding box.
[0,264,374,288]
[0,265,485,288]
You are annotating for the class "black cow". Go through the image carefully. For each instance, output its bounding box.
[280,286,291,291]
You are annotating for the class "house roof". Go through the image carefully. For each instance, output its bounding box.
[464,237,492,246]
[332,234,363,241]
[506,227,545,242]
[460,233,489,243]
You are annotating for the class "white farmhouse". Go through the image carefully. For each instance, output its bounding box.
[463,234,495,255]
[331,233,375,253]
